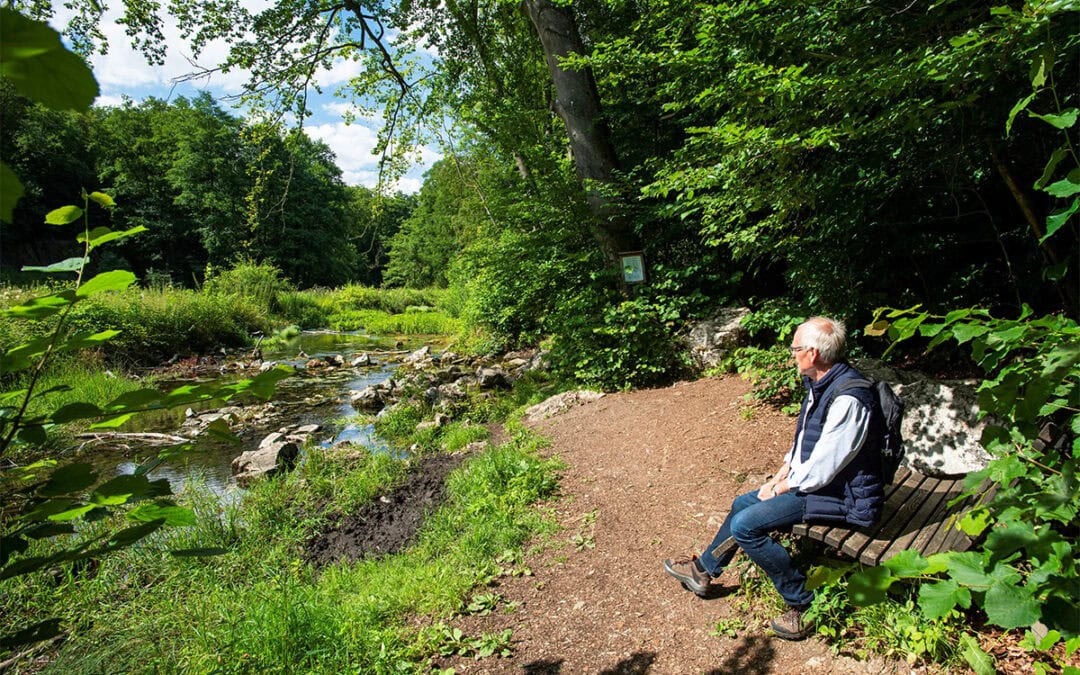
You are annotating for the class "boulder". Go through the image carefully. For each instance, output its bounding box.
[476,366,511,389]
[232,432,300,487]
[523,390,606,424]
[684,307,751,371]
[351,353,372,367]
[404,346,431,364]
[327,354,345,367]
[894,378,992,476]
[350,386,385,412]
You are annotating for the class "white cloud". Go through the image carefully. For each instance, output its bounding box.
[392,176,423,194]
[316,57,365,89]
[93,94,129,108]
[306,121,382,175]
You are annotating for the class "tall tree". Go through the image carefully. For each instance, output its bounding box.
[14,0,640,275]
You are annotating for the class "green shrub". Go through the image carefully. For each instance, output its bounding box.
[275,289,332,328]
[203,260,293,314]
[546,291,687,391]
[716,301,807,414]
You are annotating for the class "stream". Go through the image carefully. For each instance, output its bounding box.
[81,330,445,500]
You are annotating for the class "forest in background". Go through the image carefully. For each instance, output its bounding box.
[1,1,1075,379]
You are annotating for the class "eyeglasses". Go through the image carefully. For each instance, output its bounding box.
[789,346,811,353]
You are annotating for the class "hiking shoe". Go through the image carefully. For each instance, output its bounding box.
[770,606,812,640]
[663,555,713,597]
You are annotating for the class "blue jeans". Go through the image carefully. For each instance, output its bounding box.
[698,489,814,608]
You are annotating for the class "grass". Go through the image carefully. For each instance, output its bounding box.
[328,308,462,335]
[1,383,564,673]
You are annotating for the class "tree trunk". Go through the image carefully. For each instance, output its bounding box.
[521,0,639,270]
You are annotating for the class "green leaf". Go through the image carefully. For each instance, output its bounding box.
[106,388,163,410]
[942,551,992,587]
[106,519,164,548]
[205,417,241,444]
[919,579,971,619]
[77,270,136,297]
[1043,199,1078,242]
[1045,170,1080,198]
[2,290,77,319]
[23,522,76,539]
[1007,92,1038,136]
[89,412,136,430]
[127,503,194,526]
[1029,108,1079,130]
[91,474,170,506]
[0,536,28,567]
[51,403,103,425]
[0,161,25,223]
[21,256,84,273]
[985,521,1039,561]
[1036,630,1062,651]
[985,579,1041,629]
[0,8,98,111]
[1030,48,1053,88]
[61,330,121,351]
[951,322,989,344]
[805,563,851,590]
[78,224,148,249]
[0,618,64,649]
[47,503,96,521]
[0,550,70,580]
[16,423,47,446]
[882,549,929,577]
[38,462,97,496]
[2,335,53,373]
[1035,147,1070,189]
[848,566,894,605]
[88,191,115,208]
[44,205,83,225]
[959,633,995,675]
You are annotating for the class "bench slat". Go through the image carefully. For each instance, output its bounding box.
[874,475,963,563]
[881,473,967,557]
[842,472,940,564]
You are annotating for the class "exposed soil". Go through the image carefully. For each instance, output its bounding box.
[306,453,465,568]
[432,376,909,674]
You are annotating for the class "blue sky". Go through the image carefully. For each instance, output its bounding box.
[51,3,442,194]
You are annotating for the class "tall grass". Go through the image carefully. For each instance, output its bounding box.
[328,308,462,335]
[67,287,269,364]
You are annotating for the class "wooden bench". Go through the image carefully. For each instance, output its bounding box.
[791,422,1066,566]
[791,467,996,566]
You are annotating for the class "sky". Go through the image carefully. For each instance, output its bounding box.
[51,3,442,194]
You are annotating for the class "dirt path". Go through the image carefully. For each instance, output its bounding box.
[436,376,905,674]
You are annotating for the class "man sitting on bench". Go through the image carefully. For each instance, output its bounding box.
[663,316,885,640]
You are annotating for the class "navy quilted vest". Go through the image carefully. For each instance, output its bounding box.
[793,362,885,527]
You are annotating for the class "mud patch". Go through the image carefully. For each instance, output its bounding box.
[305,452,465,568]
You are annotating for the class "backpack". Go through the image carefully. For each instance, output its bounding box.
[833,378,906,484]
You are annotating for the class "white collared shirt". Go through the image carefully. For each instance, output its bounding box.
[784,393,871,492]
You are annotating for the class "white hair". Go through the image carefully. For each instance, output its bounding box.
[799,316,847,364]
